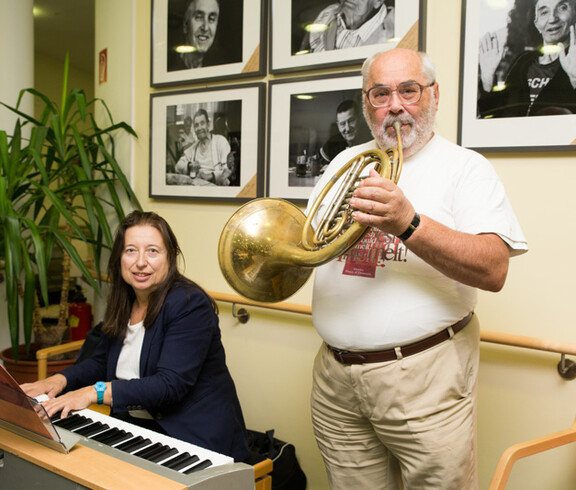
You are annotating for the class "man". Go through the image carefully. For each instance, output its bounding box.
[168,0,242,71]
[307,48,527,489]
[302,0,395,53]
[175,109,231,185]
[318,99,368,170]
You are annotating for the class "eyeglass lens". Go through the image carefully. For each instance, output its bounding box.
[368,83,423,107]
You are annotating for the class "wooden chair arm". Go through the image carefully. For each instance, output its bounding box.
[489,418,576,489]
[253,458,273,479]
[253,458,273,490]
[36,340,85,380]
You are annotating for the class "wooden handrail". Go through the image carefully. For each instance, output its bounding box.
[488,418,576,489]
[209,291,576,357]
[480,330,576,356]
[211,292,312,315]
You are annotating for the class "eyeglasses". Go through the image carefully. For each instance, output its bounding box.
[364,81,436,108]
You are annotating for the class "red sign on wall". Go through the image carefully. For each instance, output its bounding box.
[99,49,108,84]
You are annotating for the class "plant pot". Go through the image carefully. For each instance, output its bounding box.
[0,343,76,384]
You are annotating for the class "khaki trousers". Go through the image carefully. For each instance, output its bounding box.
[311,315,480,490]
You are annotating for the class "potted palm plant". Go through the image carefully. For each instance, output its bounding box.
[0,56,141,373]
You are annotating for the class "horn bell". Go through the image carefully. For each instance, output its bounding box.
[218,198,314,303]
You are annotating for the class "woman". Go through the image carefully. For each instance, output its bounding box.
[22,211,249,462]
[478,0,576,117]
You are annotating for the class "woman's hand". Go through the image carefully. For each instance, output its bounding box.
[559,25,576,88]
[21,374,67,400]
[479,31,504,92]
[40,386,97,419]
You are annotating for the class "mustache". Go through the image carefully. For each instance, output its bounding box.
[383,116,414,131]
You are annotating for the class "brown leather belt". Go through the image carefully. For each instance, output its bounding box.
[329,312,474,365]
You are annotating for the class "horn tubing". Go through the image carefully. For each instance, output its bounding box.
[217,122,403,302]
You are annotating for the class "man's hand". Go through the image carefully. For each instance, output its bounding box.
[214,162,232,186]
[188,161,200,178]
[349,169,415,237]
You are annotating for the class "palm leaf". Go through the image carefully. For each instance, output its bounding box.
[0,54,141,359]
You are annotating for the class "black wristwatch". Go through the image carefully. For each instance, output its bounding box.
[397,212,421,241]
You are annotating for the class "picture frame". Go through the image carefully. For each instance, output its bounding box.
[458,0,576,151]
[267,73,373,203]
[270,0,424,74]
[151,0,266,87]
[149,83,265,201]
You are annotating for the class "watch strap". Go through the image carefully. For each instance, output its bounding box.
[397,212,420,241]
[94,382,106,405]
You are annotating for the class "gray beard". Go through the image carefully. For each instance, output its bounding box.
[363,97,437,156]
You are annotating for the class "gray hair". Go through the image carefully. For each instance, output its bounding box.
[361,50,437,89]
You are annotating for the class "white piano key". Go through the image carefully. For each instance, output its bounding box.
[67,408,233,468]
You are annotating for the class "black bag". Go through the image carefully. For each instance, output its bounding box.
[246,429,307,490]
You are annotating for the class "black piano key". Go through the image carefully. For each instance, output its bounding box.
[94,429,132,446]
[74,422,109,437]
[132,442,164,459]
[183,459,213,474]
[114,435,142,451]
[116,436,152,453]
[53,413,87,425]
[162,453,200,471]
[89,427,121,442]
[50,411,63,422]
[53,414,91,430]
[147,446,179,463]
[69,421,100,435]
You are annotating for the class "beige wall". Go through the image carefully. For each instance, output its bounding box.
[34,51,94,121]
[98,1,576,488]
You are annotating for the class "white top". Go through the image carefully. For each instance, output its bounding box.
[307,135,528,350]
[175,134,231,176]
[116,320,145,380]
[116,320,153,419]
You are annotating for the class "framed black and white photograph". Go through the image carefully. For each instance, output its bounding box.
[151,0,266,86]
[458,0,576,151]
[150,83,265,201]
[270,0,424,74]
[267,73,372,202]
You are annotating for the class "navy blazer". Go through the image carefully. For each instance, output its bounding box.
[61,286,249,462]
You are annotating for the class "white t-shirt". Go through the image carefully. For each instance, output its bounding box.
[307,135,527,350]
[116,320,145,380]
[116,320,153,419]
[175,134,231,177]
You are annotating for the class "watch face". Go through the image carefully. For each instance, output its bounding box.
[95,381,106,391]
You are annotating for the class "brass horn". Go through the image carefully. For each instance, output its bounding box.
[218,122,403,303]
